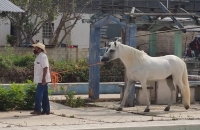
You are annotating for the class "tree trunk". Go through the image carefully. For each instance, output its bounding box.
[49,18,65,46]
[16,28,22,46]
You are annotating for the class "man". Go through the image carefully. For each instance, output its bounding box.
[30,42,52,115]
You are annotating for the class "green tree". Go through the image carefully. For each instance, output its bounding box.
[5,0,58,46]
[48,0,91,47]
[4,0,91,47]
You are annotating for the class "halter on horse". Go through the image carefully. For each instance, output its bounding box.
[101,41,190,112]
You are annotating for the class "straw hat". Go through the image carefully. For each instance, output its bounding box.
[32,43,47,53]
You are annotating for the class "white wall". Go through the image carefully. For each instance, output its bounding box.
[0,13,91,48]
[0,19,10,46]
[32,15,69,45]
[71,13,91,48]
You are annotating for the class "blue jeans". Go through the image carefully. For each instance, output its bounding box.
[34,83,50,112]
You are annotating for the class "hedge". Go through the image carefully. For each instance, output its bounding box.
[0,47,125,83]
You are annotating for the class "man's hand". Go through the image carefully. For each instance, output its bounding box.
[42,78,46,85]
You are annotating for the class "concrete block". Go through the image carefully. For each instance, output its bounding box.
[156,79,177,105]
[119,83,152,105]
[2,82,122,95]
[147,81,156,103]
[195,87,200,101]
[190,87,196,104]
[136,88,151,105]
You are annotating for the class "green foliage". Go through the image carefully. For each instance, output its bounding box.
[51,59,89,82]
[6,35,16,47]
[0,87,9,111]
[0,80,36,111]
[6,0,92,46]
[0,46,124,83]
[13,54,35,67]
[100,59,125,82]
[23,80,37,110]
[65,91,84,108]
[0,47,34,83]
[6,0,59,45]
[7,83,26,109]
[0,46,15,69]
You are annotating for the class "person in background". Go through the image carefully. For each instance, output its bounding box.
[30,42,53,115]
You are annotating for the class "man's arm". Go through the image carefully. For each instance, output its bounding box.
[49,66,52,73]
[40,54,49,85]
[42,67,48,85]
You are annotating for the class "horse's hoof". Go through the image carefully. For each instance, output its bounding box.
[164,107,170,111]
[116,108,123,111]
[144,108,150,112]
[184,105,190,110]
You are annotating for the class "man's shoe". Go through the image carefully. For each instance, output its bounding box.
[30,111,41,115]
[41,111,54,115]
[41,111,46,115]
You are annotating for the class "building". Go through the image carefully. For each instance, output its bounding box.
[0,0,200,48]
[0,0,24,47]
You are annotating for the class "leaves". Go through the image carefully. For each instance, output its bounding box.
[6,0,58,45]
[65,91,84,108]
[0,80,36,111]
[5,0,92,46]
[0,47,125,83]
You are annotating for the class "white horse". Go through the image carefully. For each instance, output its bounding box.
[101,41,190,112]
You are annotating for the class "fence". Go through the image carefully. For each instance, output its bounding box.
[0,31,198,61]
[0,47,89,61]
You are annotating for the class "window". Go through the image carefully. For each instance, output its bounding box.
[42,23,54,39]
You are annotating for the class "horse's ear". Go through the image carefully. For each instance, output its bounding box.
[114,42,116,46]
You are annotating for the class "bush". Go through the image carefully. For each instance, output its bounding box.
[0,46,16,69]
[23,80,37,110]
[0,87,9,111]
[6,35,16,47]
[51,59,89,82]
[0,80,36,111]
[0,46,125,83]
[0,66,33,84]
[13,54,35,67]
[100,59,125,82]
[7,83,26,110]
[65,91,84,108]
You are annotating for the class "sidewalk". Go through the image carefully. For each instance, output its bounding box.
[0,94,200,130]
[49,94,121,101]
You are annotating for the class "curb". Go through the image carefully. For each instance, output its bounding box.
[2,120,200,130]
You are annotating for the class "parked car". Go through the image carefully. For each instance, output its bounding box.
[86,47,108,64]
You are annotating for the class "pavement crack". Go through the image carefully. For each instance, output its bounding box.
[0,121,25,128]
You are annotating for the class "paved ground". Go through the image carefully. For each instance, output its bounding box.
[0,94,200,130]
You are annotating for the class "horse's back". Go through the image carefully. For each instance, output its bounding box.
[162,55,185,65]
[142,55,185,81]
[161,55,186,76]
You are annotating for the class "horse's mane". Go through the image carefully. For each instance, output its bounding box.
[119,43,148,64]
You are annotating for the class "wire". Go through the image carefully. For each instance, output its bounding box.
[51,71,63,86]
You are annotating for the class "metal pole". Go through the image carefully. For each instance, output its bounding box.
[167,0,168,8]
[132,26,200,37]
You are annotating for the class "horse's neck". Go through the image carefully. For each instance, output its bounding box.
[119,44,144,69]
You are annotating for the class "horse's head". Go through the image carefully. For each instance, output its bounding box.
[101,41,120,62]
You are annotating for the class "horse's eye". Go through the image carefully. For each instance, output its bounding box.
[110,49,115,53]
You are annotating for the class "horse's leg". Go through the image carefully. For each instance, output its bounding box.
[164,79,176,111]
[140,80,150,112]
[174,79,190,110]
[116,80,134,111]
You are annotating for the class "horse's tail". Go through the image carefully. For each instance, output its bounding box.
[182,63,190,110]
